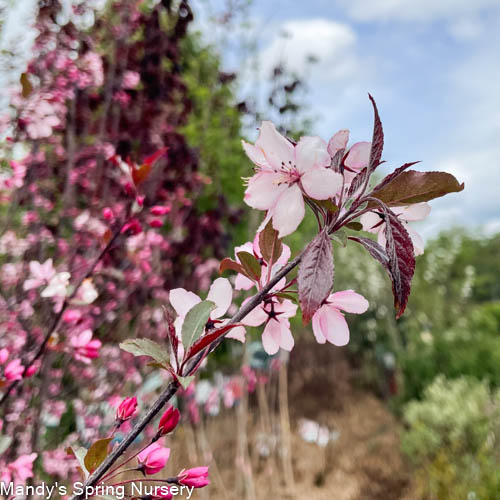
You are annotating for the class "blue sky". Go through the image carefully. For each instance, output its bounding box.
[2,0,500,237]
[194,0,500,237]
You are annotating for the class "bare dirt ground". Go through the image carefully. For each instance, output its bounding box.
[163,339,417,500]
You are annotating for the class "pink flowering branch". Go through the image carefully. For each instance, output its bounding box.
[0,216,129,409]
[68,250,303,500]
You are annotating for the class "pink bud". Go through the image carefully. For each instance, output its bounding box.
[136,195,145,207]
[149,219,163,228]
[25,363,39,378]
[150,205,171,216]
[0,348,9,365]
[121,218,142,235]
[116,396,138,422]
[62,309,82,323]
[157,406,180,437]
[103,207,114,220]
[137,443,170,475]
[4,359,24,381]
[178,466,210,488]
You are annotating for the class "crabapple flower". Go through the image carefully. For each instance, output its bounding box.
[73,278,98,305]
[23,258,56,291]
[178,466,210,488]
[170,278,244,342]
[116,397,138,422]
[41,271,71,298]
[360,203,431,256]
[234,233,291,291]
[312,290,369,346]
[243,121,342,237]
[242,297,297,355]
[137,443,170,475]
[0,453,37,486]
[70,330,102,363]
[4,358,24,381]
[156,405,181,437]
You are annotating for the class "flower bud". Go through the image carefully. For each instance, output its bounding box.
[157,406,180,437]
[102,207,114,220]
[150,205,171,216]
[137,443,170,475]
[178,466,210,488]
[149,219,163,228]
[116,396,138,422]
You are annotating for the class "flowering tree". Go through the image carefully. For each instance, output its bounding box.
[0,0,464,497]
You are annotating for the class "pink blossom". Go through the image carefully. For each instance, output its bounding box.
[73,278,98,305]
[1,453,37,486]
[150,205,171,216]
[312,290,369,346]
[122,70,140,89]
[23,258,56,291]
[116,397,138,422]
[234,232,291,291]
[70,330,101,364]
[103,207,114,220]
[242,297,297,355]
[0,348,9,364]
[360,203,431,256]
[243,121,342,237]
[178,466,210,488]
[4,359,24,381]
[170,278,244,342]
[41,271,71,298]
[137,443,170,475]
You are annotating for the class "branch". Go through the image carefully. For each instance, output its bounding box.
[68,249,304,499]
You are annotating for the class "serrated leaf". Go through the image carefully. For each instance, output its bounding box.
[346,221,363,231]
[259,220,283,265]
[298,230,334,324]
[330,148,345,173]
[371,162,420,192]
[368,94,384,173]
[178,375,195,389]
[219,257,245,275]
[384,209,415,318]
[181,300,216,350]
[237,251,261,281]
[369,170,464,207]
[331,229,348,247]
[119,338,170,366]
[347,167,368,198]
[84,438,112,474]
[348,236,390,270]
[68,446,89,479]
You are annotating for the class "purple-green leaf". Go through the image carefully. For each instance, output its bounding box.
[348,236,389,270]
[84,438,112,474]
[298,229,334,324]
[259,220,283,265]
[237,251,262,281]
[370,170,464,207]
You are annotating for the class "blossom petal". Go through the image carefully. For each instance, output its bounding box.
[207,278,232,318]
[169,288,201,318]
[255,121,295,169]
[360,211,383,232]
[244,171,286,210]
[295,136,330,173]
[322,307,350,346]
[301,167,343,200]
[406,225,425,256]
[235,273,255,291]
[345,141,371,170]
[262,320,282,355]
[272,184,305,238]
[328,290,369,314]
[393,202,431,221]
[241,303,267,327]
[242,140,270,169]
[312,306,328,344]
[226,326,246,342]
[279,320,294,351]
[327,129,349,157]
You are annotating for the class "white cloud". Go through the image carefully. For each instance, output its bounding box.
[340,0,499,22]
[258,19,359,83]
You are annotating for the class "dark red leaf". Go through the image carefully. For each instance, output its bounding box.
[259,220,283,265]
[370,170,464,207]
[219,257,245,276]
[368,94,384,173]
[383,209,415,318]
[371,162,420,192]
[347,167,368,198]
[348,236,389,270]
[330,148,345,173]
[298,229,334,324]
[237,251,261,281]
[183,323,243,363]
